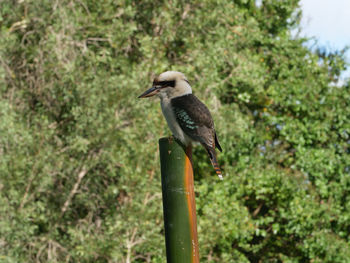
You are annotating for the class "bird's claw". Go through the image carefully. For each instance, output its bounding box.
[168,136,174,144]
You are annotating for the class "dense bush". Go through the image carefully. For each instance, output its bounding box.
[0,0,349,262]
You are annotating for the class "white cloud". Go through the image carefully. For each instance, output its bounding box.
[300,0,350,49]
[299,0,350,81]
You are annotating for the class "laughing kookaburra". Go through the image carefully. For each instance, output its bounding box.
[138,71,223,179]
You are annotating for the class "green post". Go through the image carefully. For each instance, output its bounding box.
[159,137,199,263]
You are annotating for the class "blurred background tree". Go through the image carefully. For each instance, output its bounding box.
[0,0,349,262]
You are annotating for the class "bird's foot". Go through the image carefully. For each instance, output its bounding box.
[168,136,174,144]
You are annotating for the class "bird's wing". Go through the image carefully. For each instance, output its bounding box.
[171,94,215,148]
[215,131,222,152]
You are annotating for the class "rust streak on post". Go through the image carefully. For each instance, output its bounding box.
[184,145,199,262]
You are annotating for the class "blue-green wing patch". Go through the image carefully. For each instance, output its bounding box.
[174,108,198,130]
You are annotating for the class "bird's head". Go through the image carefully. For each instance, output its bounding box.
[138,71,192,100]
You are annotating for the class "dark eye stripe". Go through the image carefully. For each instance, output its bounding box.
[153,80,176,87]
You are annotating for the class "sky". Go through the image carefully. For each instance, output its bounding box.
[299,0,350,79]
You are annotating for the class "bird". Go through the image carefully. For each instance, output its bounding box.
[138,71,223,179]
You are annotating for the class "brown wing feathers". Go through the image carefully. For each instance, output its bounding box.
[215,131,222,152]
[172,94,223,178]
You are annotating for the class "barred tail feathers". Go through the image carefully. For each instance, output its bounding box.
[204,145,223,180]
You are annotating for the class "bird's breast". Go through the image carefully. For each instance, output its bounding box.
[160,98,191,145]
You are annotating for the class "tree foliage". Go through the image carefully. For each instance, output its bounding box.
[0,0,349,262]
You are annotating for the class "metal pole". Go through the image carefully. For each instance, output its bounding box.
[159,137,199,263]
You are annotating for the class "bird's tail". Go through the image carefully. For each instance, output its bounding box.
[204,145,223,180]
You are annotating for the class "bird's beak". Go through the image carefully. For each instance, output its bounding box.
[138,86,160,98]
